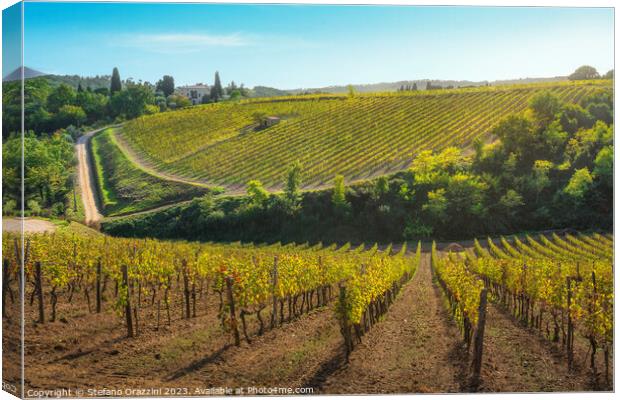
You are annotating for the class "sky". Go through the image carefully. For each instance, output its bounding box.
[2,2,615,88]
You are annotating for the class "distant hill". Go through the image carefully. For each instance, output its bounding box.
[286,77,569,95]
[249,86,291,98]
[3,66,47,81]
[43,74,112,90]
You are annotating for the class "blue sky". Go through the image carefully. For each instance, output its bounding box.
[4,2,615,88]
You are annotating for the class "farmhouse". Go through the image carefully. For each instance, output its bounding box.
[176,84,210,105]
[261,116,281,128]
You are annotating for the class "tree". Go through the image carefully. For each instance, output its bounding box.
[331,174,350,213]
[166,94,191,109]
[423,188,448,222]
[75,91,108,123]
[210,71,223,101]
[156,75,175,97]
[373,176,389,199]
[412,83,418,91]
[529,91,561,128]
[27,199,42,216]
[347,84,355,98]
[246,180,269,207]
[593,146,613,182]
[110,67,122,94]
[56,105,87,128]
[568,65,600,81]
[284,161,302,209]
[603,69,614,79]
[564,167,593,200]
[252,111,268,126]
[109,83,155,119]
[77,83,83,93]
[531,160,553,201]
[47,84,76,113]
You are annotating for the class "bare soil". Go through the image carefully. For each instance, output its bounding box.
[2,218,57,234]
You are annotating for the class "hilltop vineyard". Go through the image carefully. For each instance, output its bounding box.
[118,81,610,190]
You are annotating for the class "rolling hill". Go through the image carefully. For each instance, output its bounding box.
[115,80,610,193]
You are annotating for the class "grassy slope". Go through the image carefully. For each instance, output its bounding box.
[90,129,208,216]
[119,80,611,189]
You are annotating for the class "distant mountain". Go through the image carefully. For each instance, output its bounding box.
[3,66,47,81]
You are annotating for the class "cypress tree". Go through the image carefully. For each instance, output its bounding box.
[77,83,83,92]
[110,67,122,94]
[211,71,223,101]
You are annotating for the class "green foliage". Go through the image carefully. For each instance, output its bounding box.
[110,83,155,119]
[2,132,74,214]
[47,84,76,113]
[246,180,269,207]
[347,84,355,98]
[110,67,122,94]
[564,168,593,200]
[529,91,562,127]
[422,188,448,222]
[166,94,191,109]
[593,146,613,181]
[331,174,350,214]
[3,199,17,214]
[498,189,524,218]
[56,104,87,127]
[568,65,600,80]
[284,161,302,210]
[156,75,175,97]
[210,71,223,101]
[411,147,462,185]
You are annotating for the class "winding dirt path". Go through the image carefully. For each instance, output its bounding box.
[76,128,106,226]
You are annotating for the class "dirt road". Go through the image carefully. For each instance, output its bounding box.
[76,128,106,226]
[2,218,56,233]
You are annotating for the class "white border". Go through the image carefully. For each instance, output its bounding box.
[0,1,617,400]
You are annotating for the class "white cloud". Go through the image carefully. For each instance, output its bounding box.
[115,32,253,54]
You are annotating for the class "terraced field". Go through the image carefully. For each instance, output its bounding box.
[118,80,610,190]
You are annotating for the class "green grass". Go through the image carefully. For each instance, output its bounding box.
[119,80,611,190]
[90,129,208,216]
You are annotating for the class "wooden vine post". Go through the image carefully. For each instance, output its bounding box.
[121,265,133,338]
[338,281,353,361]
[225,276,241,346]
[471,287,488,388]
[270,256,279,329]
[589,270,597,373]
[182,260,191,319]
[2,259,9,318]
[96,259,102,313]
[566,276,574,369]
[35,261,45,323]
